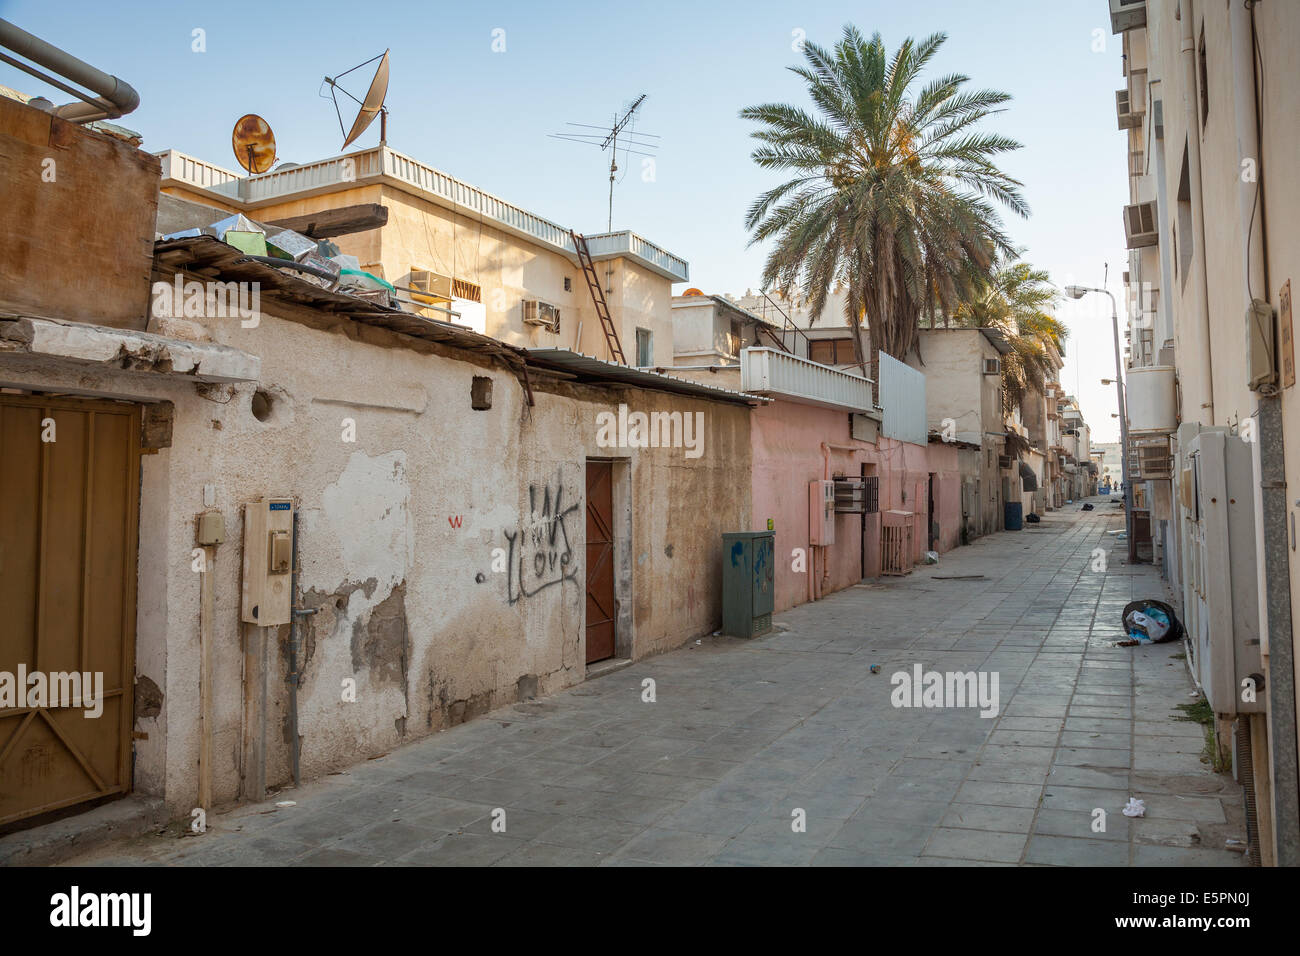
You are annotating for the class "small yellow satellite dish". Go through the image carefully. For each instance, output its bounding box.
[232,114,277,174]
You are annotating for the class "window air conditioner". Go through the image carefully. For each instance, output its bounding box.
[1123,201,1158,249]
[522,298,561,333]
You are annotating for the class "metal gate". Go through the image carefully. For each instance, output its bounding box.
[584,460,616,664]
[0,394,139,826]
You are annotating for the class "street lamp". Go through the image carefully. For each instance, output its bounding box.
[1065,284,1135,562]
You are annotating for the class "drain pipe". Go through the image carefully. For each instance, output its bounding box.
[0,18,139,122]
[287,507,316,789]
[1231,0,1299,867]
[1178,1,1215,421]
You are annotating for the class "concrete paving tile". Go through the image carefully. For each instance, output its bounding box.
[610,827,731,865]
[1033,808,1129,842]
[849,797,950,828]
[1044,765,1130,789]
[941,803,1036,833]
[827,819,934,855]
[1053,747,1131,769]
[967,761,1050,785]
[1024,834,1130,866]
[1130,845,1247,866]
[954,780,1044,808]
[1039,785,1130,813]
[493,841,609,866]
[923,827,1027,863]
[393,832,523,866]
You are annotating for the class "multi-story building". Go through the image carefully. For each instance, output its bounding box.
[1105,0,1299,865]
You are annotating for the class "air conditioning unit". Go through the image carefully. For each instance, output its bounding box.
[832,478,868,514]
[1123,201,1158,249]
[982,357,1001,376]
[521,298,561,333]
[1116,89,1143,129]
[408,269,453,303]
[1109,0,1147,34]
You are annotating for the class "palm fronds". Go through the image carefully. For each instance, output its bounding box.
[741,27,1027,384]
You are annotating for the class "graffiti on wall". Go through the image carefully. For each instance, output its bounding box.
[504,480,580,604]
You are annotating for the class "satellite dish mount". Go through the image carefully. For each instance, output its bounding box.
[323,50,391,149]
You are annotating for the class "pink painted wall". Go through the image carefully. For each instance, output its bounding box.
[749,400,955,613]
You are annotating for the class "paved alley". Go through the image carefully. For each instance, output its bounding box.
[66,498,1247,867]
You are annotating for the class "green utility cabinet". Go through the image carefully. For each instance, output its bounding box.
[721,531,775,637]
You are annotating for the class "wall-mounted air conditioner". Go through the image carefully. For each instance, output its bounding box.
[522,298,561,333]
[1109,0,1147,34]
[982,358,1001,376]
[1123,201,1158,249]
[1116,89,1143,129]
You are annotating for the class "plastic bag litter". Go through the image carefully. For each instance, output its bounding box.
[924,551,939,564]
[1121,599,1182,644]
[1122,797,1146,817]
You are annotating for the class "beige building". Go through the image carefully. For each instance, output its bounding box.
[903,328,1013,540]
[1106,0,1299,865]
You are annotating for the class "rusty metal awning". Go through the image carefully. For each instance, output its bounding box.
[525,349,769,406]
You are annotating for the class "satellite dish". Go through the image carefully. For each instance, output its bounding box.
[232,113,277,174]
[323,50,390,149]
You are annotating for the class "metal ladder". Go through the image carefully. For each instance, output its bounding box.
[571,231,626,365]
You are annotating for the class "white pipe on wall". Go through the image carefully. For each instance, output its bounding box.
[1179,0,1216,421]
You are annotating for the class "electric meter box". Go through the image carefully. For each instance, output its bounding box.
[241,497,294,626]
[1180,429,1264,716]
[809,479,836,545]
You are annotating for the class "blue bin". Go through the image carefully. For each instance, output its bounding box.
[1004,501,1023,531]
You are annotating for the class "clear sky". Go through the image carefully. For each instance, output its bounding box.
[0,0,1133,441]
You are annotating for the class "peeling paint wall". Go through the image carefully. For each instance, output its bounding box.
[0,298,750,814]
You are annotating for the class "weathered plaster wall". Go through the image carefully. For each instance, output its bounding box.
[0,299,749,815]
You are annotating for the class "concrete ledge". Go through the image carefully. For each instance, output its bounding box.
[0,315,260,383]
[0,796,168,867]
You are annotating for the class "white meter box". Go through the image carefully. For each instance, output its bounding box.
[241,497,294,626]
[809,479,836,546]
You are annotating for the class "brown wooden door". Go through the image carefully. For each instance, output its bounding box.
[585,461,616,664]
[0,395,139,826]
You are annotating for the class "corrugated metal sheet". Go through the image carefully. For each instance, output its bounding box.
[739,348,874,412]
[527,349,767,406]
[879,352,927,445]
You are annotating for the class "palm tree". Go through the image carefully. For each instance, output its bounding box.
[953,254,1068,415]
[741,27,1028,393]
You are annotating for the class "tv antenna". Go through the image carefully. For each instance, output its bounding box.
[322,50,390,149]
[231,113,277,174]
[551,93,656,230]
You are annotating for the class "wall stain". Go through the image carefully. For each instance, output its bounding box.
[134,675,163,719]
[350,582,410,692]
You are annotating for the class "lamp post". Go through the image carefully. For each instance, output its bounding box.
[1066,284,1136,563]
